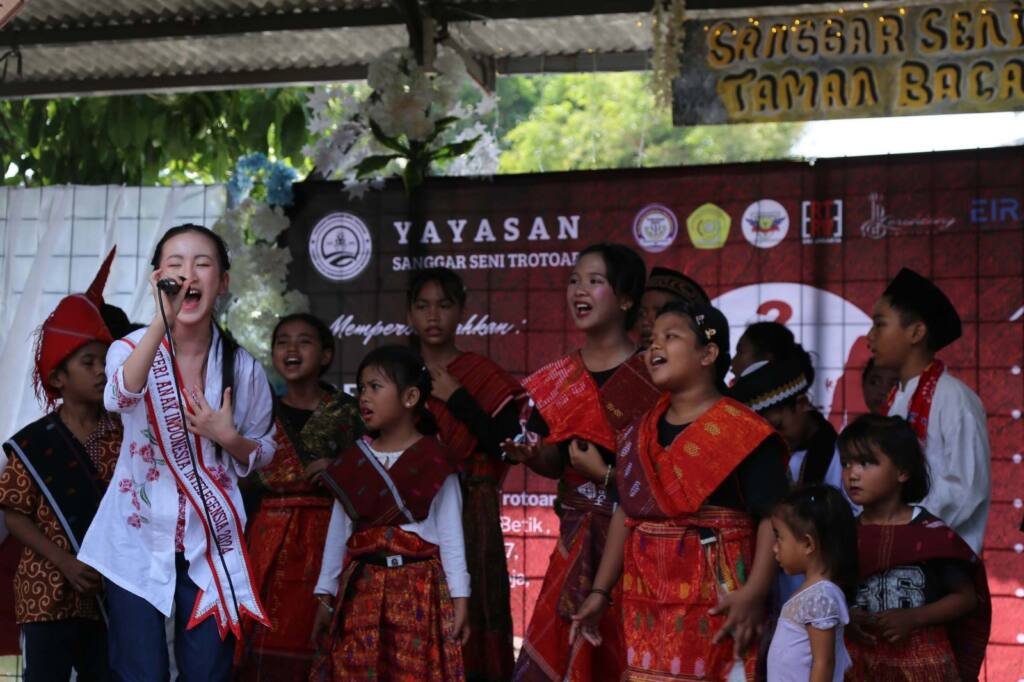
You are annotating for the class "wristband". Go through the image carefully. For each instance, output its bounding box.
[590,587,613,606]
[602,464,614,489]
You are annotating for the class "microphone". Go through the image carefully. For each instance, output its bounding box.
[157,277,184,295]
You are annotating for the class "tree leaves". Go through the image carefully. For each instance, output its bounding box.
[1,89,316,186]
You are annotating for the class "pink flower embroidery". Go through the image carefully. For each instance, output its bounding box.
[129,442,137,458]
[139,444,155,464]
[146,467,160,482]
[209,465,231,490]
[127,513,142,529]
[118,478,133,493]
[130,491,141,511]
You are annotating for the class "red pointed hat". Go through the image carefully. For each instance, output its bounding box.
[34,247,116,406]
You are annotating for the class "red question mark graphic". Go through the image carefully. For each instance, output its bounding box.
[755,300,793,325]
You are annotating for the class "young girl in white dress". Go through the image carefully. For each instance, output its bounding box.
[767,484,857,682]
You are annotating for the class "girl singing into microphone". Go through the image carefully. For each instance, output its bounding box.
[78,224,276,682]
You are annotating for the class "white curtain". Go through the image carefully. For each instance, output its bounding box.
[0,187,73,458]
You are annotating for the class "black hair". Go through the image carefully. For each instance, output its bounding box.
[272,313,336,376]
[770,342,817,411]
[151,223,231,271]
[149,224,272,457]
[656,301,732,393]
[774,484,860,601]
[838,414,930,503]
[882,293,940,353]
[576,243,647,330]
[740,322,795,365]
[356,345,433,416]
[407,268,467,309]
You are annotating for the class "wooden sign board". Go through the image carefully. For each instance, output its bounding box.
[673,1,1024,124]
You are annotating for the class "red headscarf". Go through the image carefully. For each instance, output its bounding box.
[33,248,116,407]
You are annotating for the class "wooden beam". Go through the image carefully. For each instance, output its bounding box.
[1,0,834,48]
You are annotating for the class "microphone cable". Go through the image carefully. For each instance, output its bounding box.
[156,281,242,626]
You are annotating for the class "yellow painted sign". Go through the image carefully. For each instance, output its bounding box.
[673,1,1024,124]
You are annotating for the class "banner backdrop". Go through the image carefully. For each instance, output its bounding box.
[286,146,1023,678]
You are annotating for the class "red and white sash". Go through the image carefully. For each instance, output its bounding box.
[143,339,268,638]
[885,359,944,446]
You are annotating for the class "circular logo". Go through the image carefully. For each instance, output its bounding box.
[741,199,789,249]
[308,212,373,282]
[632,204,678,253]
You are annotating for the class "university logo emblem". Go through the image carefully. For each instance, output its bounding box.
[309,212,373,282]
[801,199,844,244]
[632,204,678,253]
[686,203,731,250]
[741,199,789,249]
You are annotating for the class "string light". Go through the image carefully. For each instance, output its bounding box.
[898,7,906,15]
[862,2,870,7]
[838,8,845,14]
[981,8,988,14]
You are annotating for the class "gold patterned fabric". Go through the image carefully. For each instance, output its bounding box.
[0,413,120,624]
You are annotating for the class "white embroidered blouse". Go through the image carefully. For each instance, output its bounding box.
[78,326,276,616]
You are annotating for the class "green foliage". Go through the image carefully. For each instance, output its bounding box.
[497,72,803,173]
[1,72,802,186]
[1,89,313,186]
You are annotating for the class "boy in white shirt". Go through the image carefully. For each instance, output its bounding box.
[866,267,990,553]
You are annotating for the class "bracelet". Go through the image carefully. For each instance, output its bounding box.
[316,595,335,614]
[590,587,613,606]
[602,464,614,489]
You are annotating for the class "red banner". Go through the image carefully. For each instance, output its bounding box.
[287,147,1023,678]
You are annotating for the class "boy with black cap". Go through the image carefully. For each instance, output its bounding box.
[867,267,990,553]
[730,344,845,492]
[0,249,123,680]
[637,266,710,347]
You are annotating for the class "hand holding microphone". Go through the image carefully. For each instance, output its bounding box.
[150,271,188,330]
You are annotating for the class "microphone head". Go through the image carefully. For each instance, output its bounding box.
[157,277,183,295]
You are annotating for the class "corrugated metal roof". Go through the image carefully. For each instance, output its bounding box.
[0,1,659,97]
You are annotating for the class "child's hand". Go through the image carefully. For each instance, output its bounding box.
[875,608,919,643]
[568,439,607,483]
[149,269,189,330]
[569,592,609,647]
[710,584,765,658]
[847,608,878,645]
[185,386,238,445]
[57,554,102,595]
[304,458,331,480]
[502,439,540,463]
[428,365,462,402]
[310,598,333,648]
[449,597,471,645]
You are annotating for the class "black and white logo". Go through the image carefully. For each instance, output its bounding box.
[309,212,372,282]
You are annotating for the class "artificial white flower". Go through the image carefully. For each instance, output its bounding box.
[249,203,290,242]
[433,48,465,79]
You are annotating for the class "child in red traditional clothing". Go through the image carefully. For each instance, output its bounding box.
[310,345,470,681]
[503,243,660,682]
[572,301,788,681]
[0,251,123,681]
[839,414,990,681]
[407,268,525,682]
[235,313,361,680]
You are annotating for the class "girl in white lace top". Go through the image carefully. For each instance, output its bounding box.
[767,484,858,681]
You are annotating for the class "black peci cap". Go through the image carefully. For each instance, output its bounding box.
[883,268,962,351]
[646,267,710,306]
[730,354,810,413]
